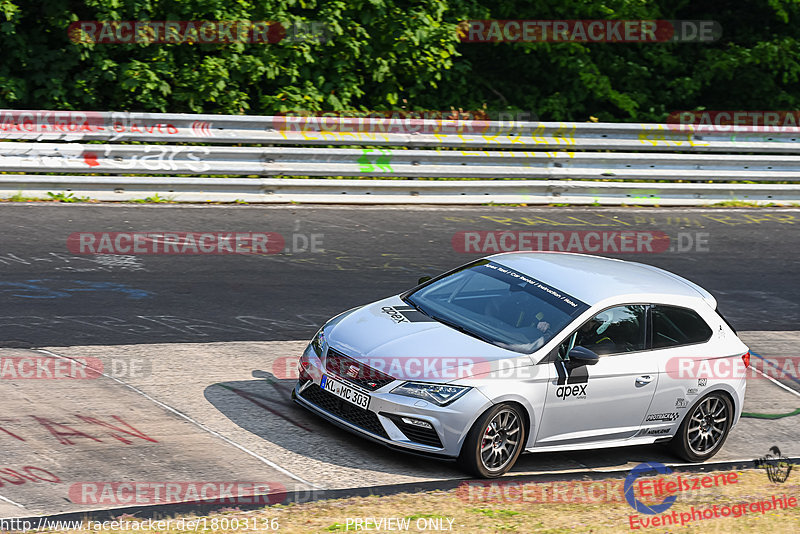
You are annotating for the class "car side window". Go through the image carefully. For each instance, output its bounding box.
[570,305,647,356]
[557,332,576,360]
[652,305,712,348]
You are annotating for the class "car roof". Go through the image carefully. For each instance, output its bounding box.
[488,252,716,308]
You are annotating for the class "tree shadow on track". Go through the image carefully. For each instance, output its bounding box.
[203,370,685,480]
[203,371,465,479]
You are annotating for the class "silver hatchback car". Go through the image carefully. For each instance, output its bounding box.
[294,253,749,477]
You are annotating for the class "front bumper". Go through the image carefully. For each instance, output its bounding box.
[293,344,492,458]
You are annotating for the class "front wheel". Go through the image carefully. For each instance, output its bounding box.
[670,392,733,462]
[457,403,526,478]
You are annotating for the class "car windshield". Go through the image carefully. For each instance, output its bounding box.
[404,260,590,354]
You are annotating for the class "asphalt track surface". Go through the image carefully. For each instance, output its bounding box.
[0,205,799,346]
[0,205,798,519]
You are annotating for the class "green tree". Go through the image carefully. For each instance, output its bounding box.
[0,0,799,122]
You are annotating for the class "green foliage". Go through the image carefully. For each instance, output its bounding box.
[442,0,800,121]
[46,191,90,202]
[4,191,41,201]
[126,193,173,203]
[468,508,521,518]
[0,1,799,121]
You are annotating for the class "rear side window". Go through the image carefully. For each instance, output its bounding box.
[652,305,712,348]
[716,307,737,334]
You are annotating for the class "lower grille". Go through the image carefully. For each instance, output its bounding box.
[299,384,389,439]
[383,414,443,448]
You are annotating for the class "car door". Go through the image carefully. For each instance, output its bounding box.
[639,304,716,430]
[534,304,660,447]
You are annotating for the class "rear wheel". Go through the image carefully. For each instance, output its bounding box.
[670,392,732,462]
[457,403,526,478]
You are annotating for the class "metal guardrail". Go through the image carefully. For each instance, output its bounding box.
[1,109,800,204]
[2,110,800,151]
[3,143,800,180]
[2,176,798,205]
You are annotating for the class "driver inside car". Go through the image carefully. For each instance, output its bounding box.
[574,311,615,353]
[482,284,553,352]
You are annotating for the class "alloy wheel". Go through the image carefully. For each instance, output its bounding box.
[480,408,522,471]
[687,395,729,455]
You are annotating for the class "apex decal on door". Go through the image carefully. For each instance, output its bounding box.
[380,305,435,324]
[555,384,587,400]
[553,355,591,399]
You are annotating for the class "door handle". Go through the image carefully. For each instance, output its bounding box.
[636,375,653,386]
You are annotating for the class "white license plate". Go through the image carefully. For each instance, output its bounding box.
[321,375,370,410]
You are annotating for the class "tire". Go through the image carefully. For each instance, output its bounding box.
[457,403,527,478]
[669,391,733,462]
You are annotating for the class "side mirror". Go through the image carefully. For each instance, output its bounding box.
[417,275,432,285]
[567,346,600,366]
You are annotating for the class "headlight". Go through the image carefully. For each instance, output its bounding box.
[310,327,325,357]
[391,382,471,406]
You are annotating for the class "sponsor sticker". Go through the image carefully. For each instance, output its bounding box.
[645,412,679,422]
[555,384,587,400]
[380,305,435,324]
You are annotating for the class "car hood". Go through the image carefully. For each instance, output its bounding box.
[325,295,533,381]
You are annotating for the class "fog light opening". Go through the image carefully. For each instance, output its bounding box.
[401,417,433,429]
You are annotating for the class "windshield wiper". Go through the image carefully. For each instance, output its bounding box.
[401,295,423,313]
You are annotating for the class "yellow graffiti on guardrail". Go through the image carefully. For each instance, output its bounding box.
[276,122,579,147]
[279,129,395,143]
[457,150,576,159]
[639,124,709,147]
